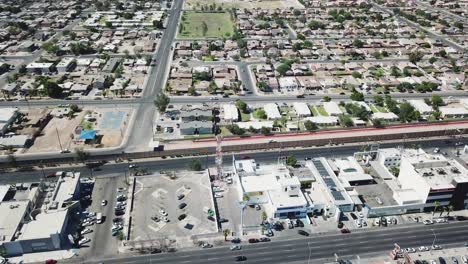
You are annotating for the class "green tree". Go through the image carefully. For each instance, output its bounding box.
[304,120,318,131]
[226,124,245,135]
[260,126,271,135]
[431,95,444,108]
[352,39,364,48]
[398,102,419,122]
[373,95,384,107]
[7,153,17,168]
[235,100,248,113]
[408,50,424,64]
[286,155,297,167]
[75,148,89,163]
[322,96,331,102]
[276,63,290,76]
[352,72,362,79]
[189,160,202,171]
[44,81,63,98]
[350,89,364,101]
[339,115,353,127]
[446,204,453,216]
[372,118,385,128]
[70,104,80,113]
[154,93,170,113]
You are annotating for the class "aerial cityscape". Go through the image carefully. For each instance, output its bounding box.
[0,0,466,263]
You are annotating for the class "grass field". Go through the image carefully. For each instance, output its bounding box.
[317,106,329,116]
[186,0,303,10]
[178,12,234,38]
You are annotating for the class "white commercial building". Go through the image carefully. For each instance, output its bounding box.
[409,100,433,115]
[293,102,311,117]
[233,159,310,219]
[263,103,281,120]
[322,102,342,116]
[0,172,81,257]
[398,149,468,210]
[237,121,273,130]
[222,104,239,122]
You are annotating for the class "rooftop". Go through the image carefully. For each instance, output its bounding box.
[19,210,68,240]
[0,201,30,242]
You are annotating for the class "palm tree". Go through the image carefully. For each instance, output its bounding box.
[446,205,454,216]
[433,201,440,216]
[439,206,444,217]
[223,229,230,241]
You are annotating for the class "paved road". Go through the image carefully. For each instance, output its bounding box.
[79,221,468,264]
[123,0,183,153]
[1,137,465,184]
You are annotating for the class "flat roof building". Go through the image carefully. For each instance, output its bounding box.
[263,103,281,120]
[409,100,433,115]
[222,104,239,122]
[322,102,342,116]
[293,102,311,117]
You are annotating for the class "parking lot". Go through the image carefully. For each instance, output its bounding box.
[131,171,218,242]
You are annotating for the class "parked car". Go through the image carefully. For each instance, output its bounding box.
[45,260,58,264]
[214,193,223,198]
[439,257,447,264]
[177,194,185,200]
[341,228,350,234]
[178,203,187,209]
[248,238,259,243]
[178,214,186,221]
[159,209,168,216]
[405,248,416,253]
[231,238,241,243]
[295,219,304,227]
[423,219,434,225]
[163,217,169,223]
[452,257,459,264]
[259,237,270,242]
[101,200,107,206]
[418,246,429,252]
[298,230,309,236]
[81,228,92,235]
[219,218,228,223]
[201,243,212,248]
[431,245,442,250]
[78,237,91,245]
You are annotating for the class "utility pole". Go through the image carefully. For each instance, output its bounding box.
[55,127,63,152]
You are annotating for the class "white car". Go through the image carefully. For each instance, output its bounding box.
[358,212,364,218]
[418,246,429,251]
[112,225,123,231]
[435,218,447,223]
[461,256,467,264]
[128,164,137,169]
[405,248,416,253]
[101,200,107,206]
[362,221,367,227]
[163,217,169,223]
[373,219,380,226]
[423,219,434,225]
[429,260,437,264]
[230,245,241,251]
[431,245,442,250]
[116,201,127,206]
[87,212,96,217]
[78,237,91,245]
[117,187,126,192]
[214,193,223,198]
[160,209,168,216]
[80,228,92,235]
[355,219,362,228]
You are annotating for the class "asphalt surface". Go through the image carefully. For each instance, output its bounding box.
[79,221,468,264]
[1,137,466,184]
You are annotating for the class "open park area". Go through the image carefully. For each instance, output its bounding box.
[178,11,234,38]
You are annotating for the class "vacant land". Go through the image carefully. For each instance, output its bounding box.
[178,12,234,38]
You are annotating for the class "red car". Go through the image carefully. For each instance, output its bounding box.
[340,228,350,234]
[46,172,56,178]
[45,260,57,264]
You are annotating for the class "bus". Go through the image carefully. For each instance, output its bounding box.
[96,213,103,224]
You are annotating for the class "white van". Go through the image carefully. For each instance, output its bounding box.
[96,213,103,224]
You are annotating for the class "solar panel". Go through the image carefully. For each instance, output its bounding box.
[331,191,345,201]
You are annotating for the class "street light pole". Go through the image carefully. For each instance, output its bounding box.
[307,242,312,264]
[431,229,436,250]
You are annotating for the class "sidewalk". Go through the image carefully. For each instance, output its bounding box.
[8,250,77,264]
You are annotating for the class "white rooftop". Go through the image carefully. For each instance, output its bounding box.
[409,100,433,114]
[293,102,311,117]
[0,108,17,122]
[371,112,398,120]
[322,102,342,116]
[263,103,281,119]
[0,201,30,242]
[19,210,68,240]
[222,104,239,121]
[237,121,273,130]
